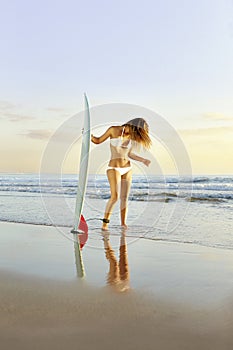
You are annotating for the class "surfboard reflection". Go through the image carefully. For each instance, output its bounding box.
[73,215,89,278]
[73,235,85,278]
[102,230,130,292]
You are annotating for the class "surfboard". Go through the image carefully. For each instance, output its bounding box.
[71,93,91,277]
[72,93,91,233]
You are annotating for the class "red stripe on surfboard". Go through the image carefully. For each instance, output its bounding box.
[78,215,88,249]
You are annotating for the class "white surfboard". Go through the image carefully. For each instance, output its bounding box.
[71,94,91,277]
[72,93,91,233]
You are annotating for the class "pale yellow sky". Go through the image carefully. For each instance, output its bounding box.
[1,112,232,175]
[178,126,233,175]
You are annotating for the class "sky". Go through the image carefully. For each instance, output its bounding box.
[0,0,232,174]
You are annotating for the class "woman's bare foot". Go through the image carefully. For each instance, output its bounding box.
[101,223,109,231]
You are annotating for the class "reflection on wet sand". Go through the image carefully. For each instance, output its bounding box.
[102,230,130,292]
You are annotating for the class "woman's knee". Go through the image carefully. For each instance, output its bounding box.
[120,193,129,202]
[110,192,119,203]
[120,195,129,209]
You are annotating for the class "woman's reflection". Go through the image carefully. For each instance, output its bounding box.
[102,230,130,292]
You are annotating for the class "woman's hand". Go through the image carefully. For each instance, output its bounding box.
[91,134,97,143]
[91,127,112,144]
[143,158,151,167]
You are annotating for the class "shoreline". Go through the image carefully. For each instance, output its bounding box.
[1,219,233,252]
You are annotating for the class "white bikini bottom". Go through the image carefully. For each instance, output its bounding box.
[106,166,132,176]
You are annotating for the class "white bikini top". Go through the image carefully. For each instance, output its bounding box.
[110,127,131,148]
[109,126,131,160]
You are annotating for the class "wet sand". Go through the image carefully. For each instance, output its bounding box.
[0,222,233,349]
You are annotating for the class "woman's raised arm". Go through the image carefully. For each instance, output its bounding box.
[91,127,113,144]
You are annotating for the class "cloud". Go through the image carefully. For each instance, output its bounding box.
[0,112,34,122]
[19,129,52,140]
[19,127,81,142]
[0,100,18,110]
[45,107,73,119]
[46,107,67,112]
[202,112,233,121]
[0,100,35,122]
[178,126,233,137]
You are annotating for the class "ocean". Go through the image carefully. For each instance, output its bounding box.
[0,173,232,250]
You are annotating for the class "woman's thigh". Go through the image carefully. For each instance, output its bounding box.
[120,170,132,199]
[107,169,121,198]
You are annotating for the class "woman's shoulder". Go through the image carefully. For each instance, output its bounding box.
[110,125,122,138]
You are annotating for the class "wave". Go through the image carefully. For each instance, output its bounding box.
[1,188,233,201]
[192,177,210,183]
[130,197,173,203]
[185,196,226,203]
[88,191,233,202]
[157,192,178,197]
[1,175,233,203]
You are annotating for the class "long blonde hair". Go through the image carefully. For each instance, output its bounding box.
[123,118,152,149]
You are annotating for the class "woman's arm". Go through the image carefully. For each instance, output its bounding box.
[91,127,113,144]
[128,151,151,167]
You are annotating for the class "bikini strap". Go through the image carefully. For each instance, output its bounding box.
[121,126,125,137]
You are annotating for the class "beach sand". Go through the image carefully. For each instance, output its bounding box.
[0,222,233,349]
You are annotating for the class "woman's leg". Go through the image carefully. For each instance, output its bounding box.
[103,235,120,286]
[102,169,121,230]
[119,233,129,282]
[120,169,132,228]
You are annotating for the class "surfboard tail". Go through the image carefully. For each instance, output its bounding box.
[71,215,88,249]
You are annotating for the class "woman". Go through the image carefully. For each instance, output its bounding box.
[91,118,152,230]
